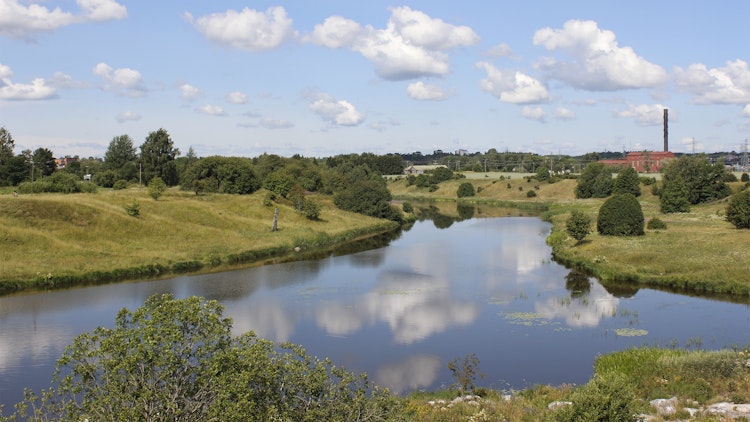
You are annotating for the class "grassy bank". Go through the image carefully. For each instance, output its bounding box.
[0,188,397,295]
[388,175,750,300]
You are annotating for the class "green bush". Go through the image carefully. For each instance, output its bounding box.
[597,194,644,236]
[646,217,667,230]
[726,190,750,229]
[566,210,592,244]
[660,178,691,213]
[303,200,321,220]
[526,189,537,197]
[553,373,638,422]
[742,173,749,182]
[402,202,413,213]
[576,162,613,199]
[456,181,475,198]
[613,166,641,197]
[148,176,167,200]
[112,180,128,190]
[124,201,140,217]
[93,170,117,188]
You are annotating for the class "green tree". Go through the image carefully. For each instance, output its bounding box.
[0,126,14,185]
[104,134,138,181]
[32,147,56,178]
[148,176,166,200]
[140,128,180,186]
[333,178,401,222]
[567,210,592,244]
[7,294,400,422]
[726,190,750,229]
[576,162,613,199]
[597,194,644,236]
[613,166,641,197]
[662,155,731,205]
[456,181,475,198]
[660,178,691,213]
[536,165,551,182]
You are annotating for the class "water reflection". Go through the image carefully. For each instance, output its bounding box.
[536,280,619,328]
[376,354,441,393]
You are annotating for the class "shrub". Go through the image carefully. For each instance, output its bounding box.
[303,200,321,220]
[428,184,439,192]
[93,170,117,188]
[576,162,613,199]
[742,173,750,182]
[402,202,413,213]
[124,201,140,217]
[112,180,128,190]
[726,190,750,229]
[597,194,644,236]
[147,176,167,200]
[646,217,667,230]
[613,166,641,197]
[660,178,691,213]
[456,182,475,198]
[553,373,638,422]
[566,210,592,244]
[526,190,537,198]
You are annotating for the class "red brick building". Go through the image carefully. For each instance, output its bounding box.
[599,151,675,173]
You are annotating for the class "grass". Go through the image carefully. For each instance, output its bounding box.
[0,187,397,294]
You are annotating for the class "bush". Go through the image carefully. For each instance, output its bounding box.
[742,173,750,182]
[567,210,592,244]
[303,200,321,220]
[402,202,413,213]
[576,162,613,199]
[613,166,641,197]
[553,373,638,422]
[148,176,167,200]
[124,201,140,217]
[526,190,537,198]
[597,194,644,236]
[112,180,128,190]
[456,182,475,198]
[93,170,117,188]
[660,178,691,213]
[726,190,750,229]
[646,217,667,230]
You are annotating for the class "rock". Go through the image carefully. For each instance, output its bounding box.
[548,401,572,410]
[704,402,750,418]
[650,397,679,416]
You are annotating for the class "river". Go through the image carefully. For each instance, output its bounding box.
[1,208,749,411]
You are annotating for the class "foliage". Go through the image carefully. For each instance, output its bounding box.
[535,165,550,182]
[5,294,402,421]
[726,189,750,229]
[17,172,85,194]
[124,200,140,217]
[303,199,321,220]
[103,134,138,181]
[447,353,485,394]
[262,169,296,197]
[0,126,15,186]
[334,178,401,222]
[646,217,667,230]
[661,155,731,205]
[659,177,691,213]
[147,176,166,200]
[575,162,613,199]
[181,156,260,196]
[597,194,644,236]
[456,181,475,198]
[526,189,537,197]
[566,210,592,244]
[93,169,118,188]
[613,166,640,197]
[553,372,638,422]
[428,166,454,183]
[32,147,56,178]
[742,173,750,182]
[112,180,128,190]
[288,184,306,212]
[140,128,180,186]
[402,202,413,213]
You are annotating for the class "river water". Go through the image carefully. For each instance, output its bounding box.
[1,210,749,411]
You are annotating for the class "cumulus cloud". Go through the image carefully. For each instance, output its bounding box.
[522,106,546,122]
[186,6,295,51]
[532,19,668,91]
[554,107,576,120]
[178,83,200,100]
[259,117,294,129]
[307,6,479,81]
[307,91,365,127]
[673,59,750,104]
[197,104,226,116]
[0,63,56,100]
[0,0,126,39]
[225,91,248,104]
[407,81,453,100]
[116,110,141,123]
[92,62,146,97]
[48,72,89,89]
[743,104,750,117]
[483,42,514,57]
[613,103,668,126]
[476,61,549,104]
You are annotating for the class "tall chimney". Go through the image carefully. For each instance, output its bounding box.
[664,108,669,152]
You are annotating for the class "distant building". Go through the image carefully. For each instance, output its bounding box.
[55,156,78,169]
[454,149,468,156]
[599,151,675,173]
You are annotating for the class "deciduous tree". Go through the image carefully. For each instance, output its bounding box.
[140,128,180,186]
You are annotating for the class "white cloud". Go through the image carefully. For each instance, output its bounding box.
[92,62,146,97]
[477,61,549,104]
[522,106,546,122]
[187,6,295,51]
[407,81,452,101]
[0,63,56,100]
[533,19,668,91]
[178,83,200,100]
[483,43,514,57]
[554,107,576,120]
[48,72,89,89]
[743,104,750,117]
[197,104,226,116]
[116,110,141,123]
[307,92,365,126]
[259,117,294,129]
[308,6,479,81]
[225,91,248,104]
[0,0,126,39]
[613,103,668,126]
[673,60,750,104]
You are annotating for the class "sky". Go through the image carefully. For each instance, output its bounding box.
[2,0,750,159]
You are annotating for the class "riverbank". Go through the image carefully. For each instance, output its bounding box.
[0,188,398,295]
[388,174,750,300]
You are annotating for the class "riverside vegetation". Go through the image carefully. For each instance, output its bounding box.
[2,136,750,419]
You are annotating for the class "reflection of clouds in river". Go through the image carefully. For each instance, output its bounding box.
[376,354,441,393]
[535,282,619,327]
[316,271,479,344]
[0,321,76,371]
[225,299,297,342]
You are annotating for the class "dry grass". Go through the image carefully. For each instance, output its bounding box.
[0,187,393,287]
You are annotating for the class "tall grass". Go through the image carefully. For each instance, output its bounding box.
[0,188,397,294]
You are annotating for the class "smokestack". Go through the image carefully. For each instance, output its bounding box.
[664,108,669,152]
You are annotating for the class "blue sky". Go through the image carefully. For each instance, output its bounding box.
[2,1,750,159]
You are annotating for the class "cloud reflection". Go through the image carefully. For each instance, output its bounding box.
[376,354,441,393]
[535,282,619,327]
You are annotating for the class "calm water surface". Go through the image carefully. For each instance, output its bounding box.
[1,214,749,410]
